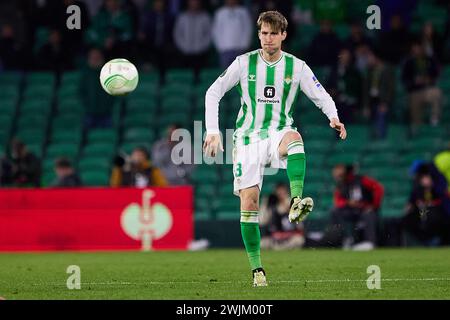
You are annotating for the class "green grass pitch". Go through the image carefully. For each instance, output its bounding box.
[0,248,449,299]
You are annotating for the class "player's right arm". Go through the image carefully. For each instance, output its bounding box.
[204,58,241,157]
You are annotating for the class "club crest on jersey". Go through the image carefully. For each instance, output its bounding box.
[248,74,256,81]
[284,76,292,84]
[312,76,321,88]
[264,86,276,98]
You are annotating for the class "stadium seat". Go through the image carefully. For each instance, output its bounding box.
[82,143,116,158]
[57,83,80,100]
[80,170,110,186]
[46,143,79,160]
[139,72,160,85]
[126,98,158,113]
[26,72,56,87]
[160,85,193,101]
[119,142,152,155]
[87,128,118,144]
[123,128,155,143]
[23,84,54,100]
[52,114,83,130]
[49,129,82,145]
[17,114,48,130]
[78,157,111,172]
[21,99,52,115]
[26,142,44,158]
[61,71,81,85]
[58,98,84,115]
[0,85,19,101]
[0,72,22,86]
[199,68,222,83]
[165,69,195,84]
[131,82,158,98]
[123,113,155,128]
[15,128,46,146]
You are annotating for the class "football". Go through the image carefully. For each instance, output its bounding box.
[100,58,139,96]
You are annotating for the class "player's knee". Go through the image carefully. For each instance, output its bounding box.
[285,131,302,143]
[240,193,259,211]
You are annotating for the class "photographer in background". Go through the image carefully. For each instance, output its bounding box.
[51,157,82,188]
[110,146,167,188]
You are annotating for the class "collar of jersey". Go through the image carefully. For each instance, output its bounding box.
[258,49,284,67]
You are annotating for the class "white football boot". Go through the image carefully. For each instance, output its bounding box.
[252,268,268,287]
[289,196,314,224]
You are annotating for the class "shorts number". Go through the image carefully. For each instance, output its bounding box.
[235,163,242,177]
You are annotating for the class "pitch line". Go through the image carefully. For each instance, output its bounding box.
[31,278,450,286]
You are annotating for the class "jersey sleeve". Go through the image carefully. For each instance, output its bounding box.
[299,62,339,121]
[205,58,241,135]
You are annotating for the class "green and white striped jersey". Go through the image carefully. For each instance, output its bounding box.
[205,49,339,145]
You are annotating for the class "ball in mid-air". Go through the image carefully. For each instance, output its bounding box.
[100,58,139,96]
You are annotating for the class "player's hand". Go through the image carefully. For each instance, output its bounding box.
[330,118,347,140]
[203,133,224,157]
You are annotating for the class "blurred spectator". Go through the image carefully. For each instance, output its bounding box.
[419,21,444,61]
[0,23,25,70]
[80,48,115,129]
[139,0,175,75]
[259,183,304,250]
[307,20,341,67]
[212,0,252,68]
[362,47,396,139]
[0,155,13,186]
[85,0,134,58]
[327,47,362,124]
[325,164,384,250]
[51,157,82,188]
[434,142,450,193]
[376,0,417,32]
[151,124,194,186]
[344,21,372,56]
[377,14,413,64]
[401,41,442,132]
[173,0,211,74]
[401,163,450,246]
[9,139,41,188]
[110,146,168,187]
[36,29,74,73]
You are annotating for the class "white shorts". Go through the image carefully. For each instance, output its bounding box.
[232,128,298,196]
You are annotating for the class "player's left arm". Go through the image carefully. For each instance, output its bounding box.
[298,62,347,140]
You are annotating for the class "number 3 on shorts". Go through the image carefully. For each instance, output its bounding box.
[235,162,242,177]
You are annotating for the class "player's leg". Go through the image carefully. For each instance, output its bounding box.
[278,131,314,223]
[239,186,266,286]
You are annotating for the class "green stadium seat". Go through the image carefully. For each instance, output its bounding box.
[82,143,116,158]
[78,157,111,172]
[15,128,46,145]
[0,85,19,101]
[0,114,13,129]
[26,142,44,158]
[301,124,335,140]
[17,115,48,130]
[0,98,17,117]
[87,128,118,144]
[360,152,398,168]
[23,84,53,100]
[58,98,84,115]
[139,72,160,84]
[49,129,82,144]
[126,98,158,113]
[80,170,110,186]
[195,183,217,198]
[199,68,222,83]
[119,142,152,155]
[123,113,155,128]
[194,210,213,221]
[41,170,56,187]
[160,85,193,100]
[0,72,22,86]
[326,152,360,167]
[52,115,83,130]
[165,69,195,84]
[21,99,51,115]
[123,128,155,143]
[26,72,56,86]
[61,71,81,85]
[57,83,80,100]
[46,143,79,160]
[131,82,158,98]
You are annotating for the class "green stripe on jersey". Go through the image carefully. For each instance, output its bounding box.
[235,83,247,129]
[245,52,258,145]
[260,65,275,139]
[278,55,294,130]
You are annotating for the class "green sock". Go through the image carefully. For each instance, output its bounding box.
[287,153,306,198]
[240,212,262,270]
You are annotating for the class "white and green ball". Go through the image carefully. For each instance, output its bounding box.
[100,58,139,96]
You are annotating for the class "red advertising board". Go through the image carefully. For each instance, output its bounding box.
[0,187,193,251]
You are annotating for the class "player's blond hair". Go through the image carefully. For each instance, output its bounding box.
[257,11,288,33]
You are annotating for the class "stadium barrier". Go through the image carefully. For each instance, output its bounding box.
[0,187,193,251]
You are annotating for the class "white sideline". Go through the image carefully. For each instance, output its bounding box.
[31,278,450,286]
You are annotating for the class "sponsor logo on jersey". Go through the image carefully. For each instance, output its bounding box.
[312,76,321,88]
[264,86,275,98]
